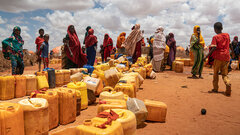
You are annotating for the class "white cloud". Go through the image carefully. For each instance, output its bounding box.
[0,0,95,13]
[0,16,7,24]
[1,0,240,51]
[31,16,45,22]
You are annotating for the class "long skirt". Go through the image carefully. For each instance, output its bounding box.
[191,48,204,75]
[104,46,111,62]
[62,56,78,69]
[152,48,164,72]
[87,45,96,66]
[11,56,24,75]
[168,47,176,66]
[133,41,142,63]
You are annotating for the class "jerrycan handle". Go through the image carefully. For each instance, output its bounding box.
[102,86,114,92]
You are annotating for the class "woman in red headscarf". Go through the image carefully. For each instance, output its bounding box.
[63,25,87,68]
[85,28,98,66]
[103,34,113,62]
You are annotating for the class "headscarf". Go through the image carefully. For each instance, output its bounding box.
[85,29,97,48]
[190,25,205,47]
[233,36,239,55]
[155,26,164,33]
[233,36,238,42]
[167,33,176,48]
[116,32,126,48]
[122,24,143,56]
[83,26,91,44]
[65,25,87,67]
[103,34,113,48]
[2,26,24,61]
[153,26,166,49]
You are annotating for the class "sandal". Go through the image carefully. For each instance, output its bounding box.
[208,89,218,93]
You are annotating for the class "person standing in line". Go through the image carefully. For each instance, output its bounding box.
[152,26,166,72]
[64,25,87,68]
[83,26,91,45]
[167,33,176,70]
[2,26,24,75]
[190,25,205,79]
[85,28,98,66]
[231,36,239,60]
[103,34,113,62]
[162,41,170,71]
[116,32,126,54]
[35,28,44,71]
[204,22,231,96]
[122,24,143,63]
[40,34,50,69]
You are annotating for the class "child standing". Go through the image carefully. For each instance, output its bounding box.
[40,34,50,69]
[204,22,231,96]
[35,29,44,71]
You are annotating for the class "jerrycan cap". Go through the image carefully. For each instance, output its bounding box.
[48,91,53,95]
[7,106,15,111]
[34,103,42,107]
[84,119,92,126]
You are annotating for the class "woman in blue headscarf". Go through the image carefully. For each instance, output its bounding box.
[2,26,24,75]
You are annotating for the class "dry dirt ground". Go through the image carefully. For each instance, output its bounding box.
[1,64,240,135]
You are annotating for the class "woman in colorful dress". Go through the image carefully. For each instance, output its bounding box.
[2,26,24,75]
[190,25,205,78]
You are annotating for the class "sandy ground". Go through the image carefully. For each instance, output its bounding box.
[1,64,240,135]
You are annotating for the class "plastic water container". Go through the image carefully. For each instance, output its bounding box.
[114,82,135,98]
[43,68,56,88]
[18,98,49,135]
[97,99,127,114]
[0,102,25,135]
[76,117,124,135]
[61,69,71,85]
[0,76,15,100]
[144,99,167,122]
[14,75,27,98]
[70,72,83,82]
[83,76,100,93]
[99,87,124,101]
[175,61,184,73]
[55,70,64,87]
[25,75,37,96]
[36,71,48,81]
[31,90,59,129]
[56,87,76,125]
[67,82,88,110]
[36,75,49,90]
[127,98,148,126]
[104,109,136,135]
[104,68,120,88]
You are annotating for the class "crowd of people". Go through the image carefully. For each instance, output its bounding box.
[1,22,239,96]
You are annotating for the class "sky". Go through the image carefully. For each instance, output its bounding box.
[0,0,239,51]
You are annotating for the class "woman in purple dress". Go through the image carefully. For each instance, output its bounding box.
[167,33,176,70]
